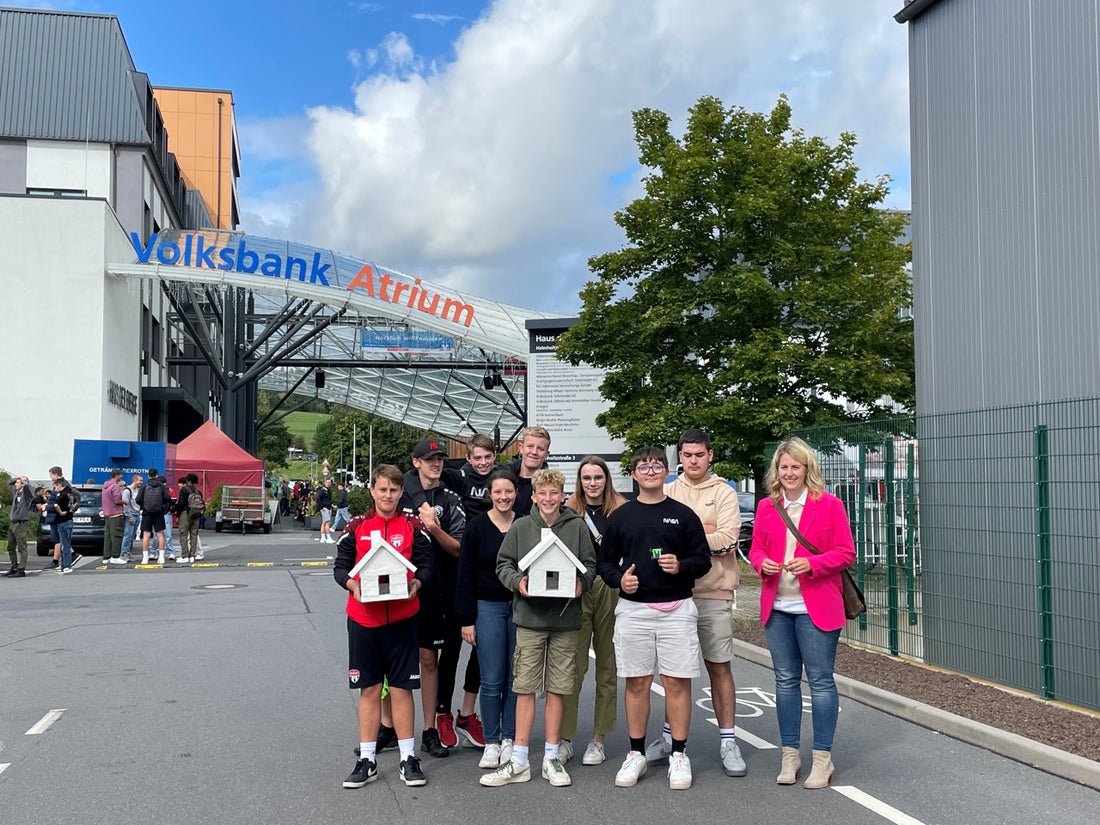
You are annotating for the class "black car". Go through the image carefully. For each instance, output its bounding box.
[737,491,756,553]
[36,486,106,555]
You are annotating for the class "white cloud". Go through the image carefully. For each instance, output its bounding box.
[412,13,462,25]
[254,0,911,314]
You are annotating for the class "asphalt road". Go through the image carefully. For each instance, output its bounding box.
[2,527,1097,825]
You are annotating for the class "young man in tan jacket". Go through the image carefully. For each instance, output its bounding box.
[648,428,747,777]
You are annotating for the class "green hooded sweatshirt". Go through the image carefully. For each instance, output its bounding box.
[496,505,597,631]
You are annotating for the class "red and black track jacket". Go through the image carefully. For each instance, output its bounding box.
[333,507,433,628]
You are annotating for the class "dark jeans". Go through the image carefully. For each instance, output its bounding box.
[437,615,481,714]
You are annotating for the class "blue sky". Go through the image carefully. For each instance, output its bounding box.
[39,1,912,314]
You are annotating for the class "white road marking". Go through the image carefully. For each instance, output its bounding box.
[833,785,927,825]
[25,709,66,735]
[0,763,9,776]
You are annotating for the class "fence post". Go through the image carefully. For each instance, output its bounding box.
[857,444,868,631]
[884,438,898,656]
[906,441,918,626]
[1033,424,1054,699]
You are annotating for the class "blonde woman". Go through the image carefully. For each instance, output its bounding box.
[748,437,855,790]
[559,456,627,767]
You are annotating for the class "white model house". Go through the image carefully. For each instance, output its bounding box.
[350,530,417,602]
[518,528,586,598]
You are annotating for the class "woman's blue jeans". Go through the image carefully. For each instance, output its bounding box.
[475,599,517,743]
[764,610,841,751]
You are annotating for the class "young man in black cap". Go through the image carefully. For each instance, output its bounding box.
[398,438,484,757]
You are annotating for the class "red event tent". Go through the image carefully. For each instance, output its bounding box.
[173,420,264,501]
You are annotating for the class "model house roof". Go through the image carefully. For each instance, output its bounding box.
[350,531,417,578]
[518,528,586,573]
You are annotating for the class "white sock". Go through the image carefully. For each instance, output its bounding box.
[512,744,529,767]
[720,727,736,744]
[398,738,415,760]
[662,723,673,745]
[360,741,377,761]
[544,742,559,760]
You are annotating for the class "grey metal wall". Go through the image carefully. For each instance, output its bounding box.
[906,0,1100,707]
[909,0,1100,415]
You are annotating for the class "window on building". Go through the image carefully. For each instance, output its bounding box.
[151,317,162,366]
[25,188,87,198]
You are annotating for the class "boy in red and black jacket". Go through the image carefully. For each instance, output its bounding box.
[334,464,433,790]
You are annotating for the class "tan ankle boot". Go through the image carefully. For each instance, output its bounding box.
[802,749,834,789]
[776,746,800,785]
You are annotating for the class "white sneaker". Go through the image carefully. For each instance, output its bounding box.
[500,738,514,765]
[194,551,204,560]
[721,740,747,776]
[668,752,692,790]
[557,739,573,764]
[177,557,191,564]
[615,750,648,787]
[157,553,165,564]
[479,760,531,787]
[542,757,571,787]
[141,552,149,564]
[479,743,502,769]
[168,554,177,561]
[645,736,672,764]
[582,739,606,766]
[108,557,128,565]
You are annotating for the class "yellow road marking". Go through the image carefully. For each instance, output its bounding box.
[246,562,274,567]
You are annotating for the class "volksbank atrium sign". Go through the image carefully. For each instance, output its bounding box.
[130,231,476,329]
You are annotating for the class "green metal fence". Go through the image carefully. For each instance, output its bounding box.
[781,401,1100,712]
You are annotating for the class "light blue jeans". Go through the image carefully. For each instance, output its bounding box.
[475,599,517,743]
[764,610,841,751]
[121,516,138,558]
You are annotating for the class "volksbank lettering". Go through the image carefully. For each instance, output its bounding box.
[129,233,477,329]
[130,233,331,285]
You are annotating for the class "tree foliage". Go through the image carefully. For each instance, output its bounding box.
[313,406,434,484]
[257,421,293,472]
[557,96,913,487]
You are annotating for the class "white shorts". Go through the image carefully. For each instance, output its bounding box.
[613,598,701,679]
[321,507,332,522]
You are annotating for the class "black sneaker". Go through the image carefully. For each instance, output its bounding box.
[400,755,427,786]
[377,724,399,752]
[421,727,449,759]
[51,559,60,568]
[342,758,377,789]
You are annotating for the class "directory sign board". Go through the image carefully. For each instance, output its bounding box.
[525,319,630,494]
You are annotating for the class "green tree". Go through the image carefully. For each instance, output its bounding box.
[257,421,293,472]
[557,96,913,491]
[314,406,433,484]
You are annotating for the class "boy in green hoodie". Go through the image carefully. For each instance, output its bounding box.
[484,469,597,789]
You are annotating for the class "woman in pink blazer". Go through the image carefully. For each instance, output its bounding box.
[749,437,855,791]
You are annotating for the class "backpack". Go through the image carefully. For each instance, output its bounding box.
[187,487,205,517]
[66,486,81,514]
[142,482,165,515]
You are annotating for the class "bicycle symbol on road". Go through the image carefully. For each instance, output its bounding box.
[695,686,814,718]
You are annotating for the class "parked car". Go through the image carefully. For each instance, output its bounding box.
[36,485,105,555]
[737,491,756,553]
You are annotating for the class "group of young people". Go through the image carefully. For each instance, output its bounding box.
[333,426,778,793]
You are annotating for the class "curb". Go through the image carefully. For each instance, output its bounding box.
[733,639,1100,790]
